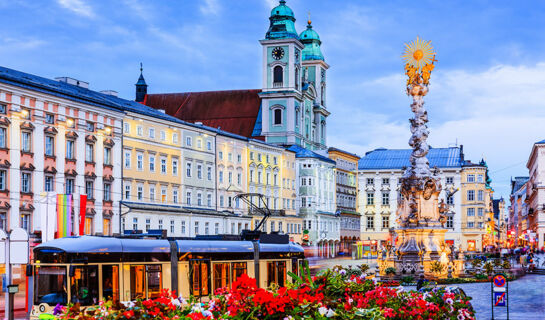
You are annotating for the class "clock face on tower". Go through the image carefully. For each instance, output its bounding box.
[272,47,285,60]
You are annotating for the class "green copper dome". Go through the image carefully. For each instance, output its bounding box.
[300,21,324,61]
[265,0,299,40]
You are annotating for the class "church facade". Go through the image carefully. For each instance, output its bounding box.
[142,0,329,152]
[142,0,340,256]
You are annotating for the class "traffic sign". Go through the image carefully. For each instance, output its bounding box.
[493,274,506,288]
[494,291,506,307]
[491,273,509,318]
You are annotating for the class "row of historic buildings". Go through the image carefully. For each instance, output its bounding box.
[357,147,505,252]
[0,0,502,257]
[508,139,545,250]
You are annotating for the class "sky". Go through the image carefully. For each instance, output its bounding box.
[1,0,545,199]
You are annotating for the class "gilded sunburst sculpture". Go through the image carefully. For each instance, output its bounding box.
[403,37,437,86]
[402,37,435,71]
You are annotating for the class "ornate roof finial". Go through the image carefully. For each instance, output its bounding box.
[140,62,143,74]
[307,11,311,25]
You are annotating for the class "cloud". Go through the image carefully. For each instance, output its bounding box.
[200,0,220,16]
[263,0,277,9]
[57,0,94,18]
[0,37,46,50]
[329,62,545,198]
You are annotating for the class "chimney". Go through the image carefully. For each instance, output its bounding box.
[100,90,118,97]
[55,77,89,89]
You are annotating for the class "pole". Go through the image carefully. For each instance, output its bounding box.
[5,233,12,320]
[491,276,494,320]
[506,278,509,320]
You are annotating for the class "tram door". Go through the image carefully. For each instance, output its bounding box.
[130,265,162,300]
[189,259,210,297]
[101,265,120,302]
[267,261,287,287]
[69,265,99,305]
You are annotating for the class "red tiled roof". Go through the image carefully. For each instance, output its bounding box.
[144,89,261,138]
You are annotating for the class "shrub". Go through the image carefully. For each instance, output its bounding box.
[359,264,370,273]
[430,261,445,274]
[401,276,414,284]
[385,267,397,275]
[475,273,488,280]
[483,262,494,275]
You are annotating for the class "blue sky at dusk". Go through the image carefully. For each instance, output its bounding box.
[2,0,545,198]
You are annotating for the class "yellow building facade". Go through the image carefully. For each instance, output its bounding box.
[247,140,302,242]
[460,163,490,252]
[121,112,182,234]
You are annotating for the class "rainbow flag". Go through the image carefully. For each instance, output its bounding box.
[56,194,72,238]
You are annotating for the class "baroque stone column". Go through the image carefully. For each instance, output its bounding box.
[378,38,453,278]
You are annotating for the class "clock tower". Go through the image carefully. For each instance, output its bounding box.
[258,1,329,150]
[259,0,304,147]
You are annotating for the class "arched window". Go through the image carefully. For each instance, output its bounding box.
[295,67,299,90]
[273,66,283,87]
[321,121,326,139]
[321,83,326,106]
[274,108,282,125]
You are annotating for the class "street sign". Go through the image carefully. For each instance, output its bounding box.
[494,292,506,307]
[491,273,509,319]
[493,274,506,288]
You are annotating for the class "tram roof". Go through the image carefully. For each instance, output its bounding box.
[176,240,254,253]
[34,236,170,254]
[34,236,304,255]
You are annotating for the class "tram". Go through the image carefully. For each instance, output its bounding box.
[30,232,305,319]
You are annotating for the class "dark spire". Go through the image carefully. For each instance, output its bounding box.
[135,62,148,102]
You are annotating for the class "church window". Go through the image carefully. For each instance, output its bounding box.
[274,109,282,125]
[321,83,326,106]
[273,66,283,87]
[295,67,300,90]
[320,121,325,139]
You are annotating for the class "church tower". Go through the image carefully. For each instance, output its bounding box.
[258,1,329,150]
[300,19,329,149]
[135,63,148,102]
[259,0,304,147]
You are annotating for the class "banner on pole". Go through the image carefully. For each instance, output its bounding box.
[56,194,73,238]
[79,194,87,235]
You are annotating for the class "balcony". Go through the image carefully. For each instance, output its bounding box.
[273,82,283,88]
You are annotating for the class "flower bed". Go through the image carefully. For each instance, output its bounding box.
[58,268,475,320]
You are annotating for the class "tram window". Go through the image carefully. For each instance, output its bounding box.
[130,265,145,300]
[35,266,67,305]
[102,265,119,302]
[147,265,162,299]
[231,262,247,282]
[267,261,286,287]
[190,260,210,297]
[291,259,298,275]
[70,265,99,306]
[213,263,230,291]
[130,265,162,300]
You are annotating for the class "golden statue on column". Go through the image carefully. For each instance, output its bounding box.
[378,38,464,278]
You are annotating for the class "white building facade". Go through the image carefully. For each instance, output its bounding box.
[358,147,464,249]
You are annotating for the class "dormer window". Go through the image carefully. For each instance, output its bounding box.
[273,66,283,88]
